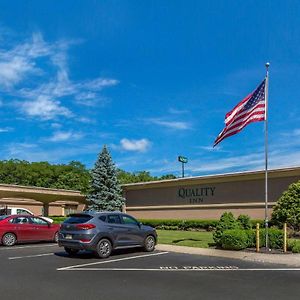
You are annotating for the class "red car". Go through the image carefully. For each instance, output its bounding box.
[0,215,60,246]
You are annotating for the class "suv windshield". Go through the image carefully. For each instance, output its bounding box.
[64,214,93,224]
[0,215,9,221]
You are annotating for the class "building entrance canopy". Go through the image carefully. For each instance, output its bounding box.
[0,184,86,216]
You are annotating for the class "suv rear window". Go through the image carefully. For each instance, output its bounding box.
[64,214,93,224]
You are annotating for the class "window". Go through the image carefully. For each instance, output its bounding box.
[64,214,93,224]
[0,208,11,215]
[64,205,77,216]
[31,217,48,225]
[16,209,31,215]
[11,217,30,224]
[107,215,121,224]
[121,215,139,226]
[99,215,106,222]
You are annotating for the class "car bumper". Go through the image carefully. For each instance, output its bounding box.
[58,232,98,251]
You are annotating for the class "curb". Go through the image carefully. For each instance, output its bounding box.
[156,244,300,267]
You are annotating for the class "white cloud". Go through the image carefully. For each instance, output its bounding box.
[46,131,83,142]
[0,32,119,120]
[120,138,151,152]
[21,96,72,120]
[148,118,191,130]
[81,78,119,91]
[0,33,49,89]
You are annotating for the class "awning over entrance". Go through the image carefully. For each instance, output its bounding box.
[0,184,86,204]
[0,184,86,216]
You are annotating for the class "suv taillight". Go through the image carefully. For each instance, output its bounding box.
[76,223,96,230]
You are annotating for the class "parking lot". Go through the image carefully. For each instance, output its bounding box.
[1,243,300,300]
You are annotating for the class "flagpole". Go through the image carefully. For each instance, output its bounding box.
[264,62,270,250]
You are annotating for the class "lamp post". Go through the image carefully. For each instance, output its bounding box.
[178,156,188,178]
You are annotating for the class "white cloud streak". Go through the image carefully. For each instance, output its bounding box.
[0,127,13,133]
[147,118,192,130]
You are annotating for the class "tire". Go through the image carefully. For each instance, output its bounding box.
[143,235,156,252]
[95,238,112,258]
[2,233,17,246]
[64,247,79,256]
[54,232,59,243]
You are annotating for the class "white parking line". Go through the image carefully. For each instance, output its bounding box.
[9,253,54,260]
[57,251,169,271]
[0,244,57,251]
[56,267,300,272]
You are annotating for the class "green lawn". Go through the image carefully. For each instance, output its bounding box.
[157,230,214,248]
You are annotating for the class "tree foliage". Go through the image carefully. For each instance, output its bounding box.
[0,159,90,193]
[0,159,177,193]
[117,169,176,184]
[87,146,125,211]
[271,181,300,231]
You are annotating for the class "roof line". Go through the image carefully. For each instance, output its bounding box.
[122,166,300,187]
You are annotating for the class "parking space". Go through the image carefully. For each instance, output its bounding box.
[1,244,300,300]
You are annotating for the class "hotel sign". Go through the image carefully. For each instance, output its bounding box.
[178,186,215,204]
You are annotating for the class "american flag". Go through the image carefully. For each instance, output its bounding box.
[214,79,266,147]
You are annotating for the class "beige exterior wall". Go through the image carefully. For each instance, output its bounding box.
[127,207,273,220]
[123,168,300,220]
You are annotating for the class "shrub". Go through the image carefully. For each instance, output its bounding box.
[271,181,300,231]
[139,219,219,231]
[213,212,241,247]
[219,228,283,250]
[237,215,252,229]
[51,216,67,224]
[259,228,284,249]
[221,229,249,250]
[288,240,300,253]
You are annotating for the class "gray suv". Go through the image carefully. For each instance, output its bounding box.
[58,211,157,258]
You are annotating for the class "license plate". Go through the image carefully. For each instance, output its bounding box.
[65,234,72,239]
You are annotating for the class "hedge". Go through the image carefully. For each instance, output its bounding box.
[139,219,219,231]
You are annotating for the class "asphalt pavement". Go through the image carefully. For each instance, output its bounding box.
[1,243,300,300]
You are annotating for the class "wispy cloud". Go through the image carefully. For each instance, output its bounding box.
[168,108,189,114]
[0,33,49,89]
[120,138,151,152]
[0,33,119,120]
[147,118,192,130]
[3,142,100,163]
[45,131,84,142]
[281,128,300,137]
[0,127,13,133]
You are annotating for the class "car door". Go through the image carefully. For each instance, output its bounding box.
[30,217,52,240]
[106,215,130,247]
[120,215,144,245]
[10,216,36,241]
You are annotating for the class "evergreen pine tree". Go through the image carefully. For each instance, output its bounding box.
[87,145,125,211]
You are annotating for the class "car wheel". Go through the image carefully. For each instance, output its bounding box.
[143,235,155,252]
[54,232,59,243]
[64,247,79,256]
[2,233,17,246]
[95,238,112,258]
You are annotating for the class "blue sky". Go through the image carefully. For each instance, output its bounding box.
[0,0,300,177]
